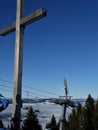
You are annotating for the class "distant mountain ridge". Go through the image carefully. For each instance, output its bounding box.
[7,98,86,104]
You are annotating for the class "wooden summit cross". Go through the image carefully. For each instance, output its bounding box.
[0,0,46,130]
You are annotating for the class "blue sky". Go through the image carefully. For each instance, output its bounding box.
[0,0,98,99]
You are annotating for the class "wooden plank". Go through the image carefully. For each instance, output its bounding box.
[11,1,24,129]
[0,8,46,36]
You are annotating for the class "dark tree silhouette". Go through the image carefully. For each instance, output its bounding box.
[94,101,98,130]
[22,107,42,130]
[46,115,59,130]
[0,119,4,128]
[83,94,95,130]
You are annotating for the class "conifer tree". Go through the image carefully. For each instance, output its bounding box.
[94,101,98,130]
[68,103,85,130]
[76,103,84,129]
[83,94,95,130]
[67,95,98,130]
[46,115,59,130]
[68,107,78,130]
[22,107,42,130]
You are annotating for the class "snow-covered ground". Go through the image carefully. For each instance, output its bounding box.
[0,102,73,129]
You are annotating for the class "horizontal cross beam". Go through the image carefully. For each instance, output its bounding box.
[0,8,46,36]
[52,98,76,107]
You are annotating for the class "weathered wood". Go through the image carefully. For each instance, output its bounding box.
[11,0,24,130]
[0,8,46,36]
[0,0,47,129]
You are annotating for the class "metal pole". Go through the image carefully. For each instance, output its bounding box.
[59,103,66,130]
[59,78,67,130]
[11,0,24,130]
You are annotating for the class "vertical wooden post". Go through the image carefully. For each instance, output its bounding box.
[11,0,24,130]
[0,1,47,129]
